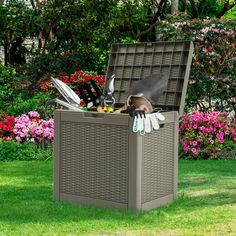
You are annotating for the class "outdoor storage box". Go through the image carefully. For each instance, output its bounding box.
[53,41,194,210]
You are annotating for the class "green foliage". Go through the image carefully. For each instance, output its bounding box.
[0,0,35,65]
[5,92,51,117]
[0,140,52,161]
[18,51,80,84]
[0,62,52,117]
[224,5,236,19]
[0,63,19,111]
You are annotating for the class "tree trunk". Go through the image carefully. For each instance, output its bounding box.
[3,44,8,66]
[137,0,168,41]
[189,0,199,18]
[171,0,178,15]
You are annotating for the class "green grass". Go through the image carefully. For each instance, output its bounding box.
[0,160,236,236]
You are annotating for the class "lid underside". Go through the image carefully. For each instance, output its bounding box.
[106,41,194,115]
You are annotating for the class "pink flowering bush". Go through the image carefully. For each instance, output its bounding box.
[179,111,236,159]
[13,111,54,147]
[158,19,236,114]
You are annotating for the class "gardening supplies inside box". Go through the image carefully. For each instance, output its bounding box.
[53,41,194,210]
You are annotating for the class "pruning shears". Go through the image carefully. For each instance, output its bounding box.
[102,74,116,113]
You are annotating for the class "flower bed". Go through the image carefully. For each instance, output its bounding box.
[40,70,105,93]
[180,111,236,159]
[0,111,53,147]
[1,110,235,160]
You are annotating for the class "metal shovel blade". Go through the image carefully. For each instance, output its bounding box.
[127,74,169,103]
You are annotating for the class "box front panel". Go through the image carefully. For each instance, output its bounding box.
[142,122,175,203]
[59,121,129,204]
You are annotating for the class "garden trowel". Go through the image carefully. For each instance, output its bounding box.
[127,73,168,103]
[116,73,169,115]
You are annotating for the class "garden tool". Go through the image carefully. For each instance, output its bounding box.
[83,81,102,108]
[46,98,83,112]
[97,74,115,113]
[127,74,169,104]
[47,77,84,111]
[118,73,168,135]
[116,74,169,116]
[68,80,103,109]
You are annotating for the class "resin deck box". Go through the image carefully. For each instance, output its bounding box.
[53,41,194,210]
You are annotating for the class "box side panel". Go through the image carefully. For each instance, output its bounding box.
[59,114,129,205]
[53,111,61,200]
[142,116,175,203]
[173,112,179,199]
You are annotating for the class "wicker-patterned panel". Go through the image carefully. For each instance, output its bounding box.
[60,121,129,204]
[142,123,174,203]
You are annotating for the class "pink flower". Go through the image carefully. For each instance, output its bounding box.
[182,140,189,154]
[203,127,209,135]
[179,111,235,159]
[192,141,198,146]
[216,132,224,139]
[209,138,214,144]
[28,111,39,118]
[224,130,230,135]
[12,111,54,144]
[191,148,197,154]
[15,136,22,142]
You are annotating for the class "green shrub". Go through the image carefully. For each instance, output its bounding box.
[0,140,52,161]
[5,92,51,117]
[0,64,19,112]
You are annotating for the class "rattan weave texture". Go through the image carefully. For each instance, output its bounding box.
[60,121,129,204]
[142,123,174,203]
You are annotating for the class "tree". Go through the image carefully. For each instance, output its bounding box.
[171,0,178,14]
[187,0,236,19]
[0,1,34,65]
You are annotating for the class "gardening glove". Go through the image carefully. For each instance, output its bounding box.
[132,114,145,135]
[132,112,165,135]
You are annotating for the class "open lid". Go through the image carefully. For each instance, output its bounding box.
[105,41,194,116]
[51,77,81,107]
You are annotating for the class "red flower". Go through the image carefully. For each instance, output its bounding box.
[0,114,15,140]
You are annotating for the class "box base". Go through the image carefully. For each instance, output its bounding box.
[55,193,175,211]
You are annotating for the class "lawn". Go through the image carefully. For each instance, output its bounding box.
[0,160,236,236]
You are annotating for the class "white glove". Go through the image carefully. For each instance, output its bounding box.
[132,112,165,135]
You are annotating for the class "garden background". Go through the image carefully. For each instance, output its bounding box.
[0,0,236,235]
[0,0,235,160]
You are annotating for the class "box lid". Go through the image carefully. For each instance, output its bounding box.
[105,41,194,116]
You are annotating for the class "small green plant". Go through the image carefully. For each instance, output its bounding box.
[0,139,52,161]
